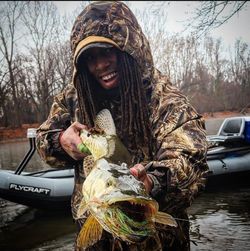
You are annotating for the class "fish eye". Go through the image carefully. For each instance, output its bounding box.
[106,178,115,187]
[87,132,91,137]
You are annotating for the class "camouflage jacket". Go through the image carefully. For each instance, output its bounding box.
[36,2,208,251]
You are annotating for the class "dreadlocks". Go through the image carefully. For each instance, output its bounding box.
[75,49,153,160]
[75,68,96,127]
[118,52,153,154]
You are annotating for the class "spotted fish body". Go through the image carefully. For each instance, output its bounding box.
[76,109,177,249]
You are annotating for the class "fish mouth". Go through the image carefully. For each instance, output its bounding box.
[113,199,157,222]
[105,198,158,242]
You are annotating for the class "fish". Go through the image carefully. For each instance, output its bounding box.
[76,109,177,249]
[76,159,178,248]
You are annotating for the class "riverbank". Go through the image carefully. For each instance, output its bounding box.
[0,123,40,143]
[202,110,250,119]
[1,110,249,143]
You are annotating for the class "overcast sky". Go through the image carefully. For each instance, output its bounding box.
[53,1,250,49]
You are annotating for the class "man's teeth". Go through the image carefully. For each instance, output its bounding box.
[102,72,117,81]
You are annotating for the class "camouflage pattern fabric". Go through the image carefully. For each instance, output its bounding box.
[36,1,209,250]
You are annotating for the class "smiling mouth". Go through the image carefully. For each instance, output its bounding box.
[101,71,118,82]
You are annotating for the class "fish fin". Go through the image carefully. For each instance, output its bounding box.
[155,211,178,227]
[84,135,108,161]
[107,137,116,157]
[91,136,108,160]
[76,200,88,219]
[95,109,116,135]
[77,215,103,249]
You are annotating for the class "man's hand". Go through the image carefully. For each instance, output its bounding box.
[59,121,88,160]
[130,164,153,194]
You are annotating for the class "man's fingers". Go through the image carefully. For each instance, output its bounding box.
[130,164,146,179]
[130,164,153,193]
[72,121,88,132]
[130,168,138,177]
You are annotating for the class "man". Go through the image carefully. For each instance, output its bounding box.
[36,1,208,250]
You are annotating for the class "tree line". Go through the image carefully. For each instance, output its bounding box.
[1,1,249,128]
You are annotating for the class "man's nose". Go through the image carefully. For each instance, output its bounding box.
[95,56,110,70]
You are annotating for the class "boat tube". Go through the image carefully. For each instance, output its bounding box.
[0,168,74,210]
[0,128,74,210]
[0,117,250,210]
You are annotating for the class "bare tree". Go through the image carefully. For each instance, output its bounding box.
[145,1,248,38]
[185,1,248,37]
[0,68,10,126]
[0,1,26,126]
[20,1,61,121]
[1,1,250,127]
[51,41,73,92]
[229,40,250,110]
[131,1,171,71]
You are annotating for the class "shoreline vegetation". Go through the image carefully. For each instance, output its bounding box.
[1,110,250,143]
[0,123,40,143]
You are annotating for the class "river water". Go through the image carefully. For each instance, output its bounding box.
[0,119,250,250]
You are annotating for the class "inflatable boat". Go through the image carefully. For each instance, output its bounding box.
[205,116,250,187]
[206,116,250,175]
[0,116,250,210]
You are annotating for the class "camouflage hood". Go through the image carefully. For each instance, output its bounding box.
[70,1,154,82]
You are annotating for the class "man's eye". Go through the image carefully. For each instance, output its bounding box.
[86,55,94,61]
[103,48,113,55]
[82,52,95,62]
[105,48,112,53]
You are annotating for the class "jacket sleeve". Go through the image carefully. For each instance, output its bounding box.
[36,86,78,167]
[147,76,209,213]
